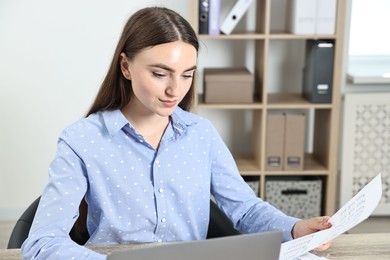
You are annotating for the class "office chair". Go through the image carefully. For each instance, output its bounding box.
[7,196,241,249]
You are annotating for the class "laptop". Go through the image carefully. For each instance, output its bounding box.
[107,231,282,260]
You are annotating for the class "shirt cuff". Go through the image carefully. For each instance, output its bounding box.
[282,217,300,242]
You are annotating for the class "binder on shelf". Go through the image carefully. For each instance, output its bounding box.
[283,114,306,171]
[220,0,254,35]
[315,0,337,34]
[199,0,209,34]
[302,40,335,103]
[208,0,221,35]
[287,0,316,35]
[265,114,285,171]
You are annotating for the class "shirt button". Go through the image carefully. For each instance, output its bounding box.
[158,188,164,193]
[161,217,166,223]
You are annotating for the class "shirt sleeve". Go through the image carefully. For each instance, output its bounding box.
[21,133,106,260]
[208,124,300,242]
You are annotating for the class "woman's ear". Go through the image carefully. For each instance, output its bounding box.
[120,53,131,80]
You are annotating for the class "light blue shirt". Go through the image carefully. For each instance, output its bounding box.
[22,107,299,259]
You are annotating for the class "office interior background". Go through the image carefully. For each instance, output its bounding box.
[0,0,389,247]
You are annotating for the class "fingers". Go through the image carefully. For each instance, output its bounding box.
[292,216,332,239]
[315,240,332,251]
[317,216,332,230]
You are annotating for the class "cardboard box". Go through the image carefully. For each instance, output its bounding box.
[204,68,254,103]
[284,114,306,171]
[265,177,323,219]
[265,114,285,171]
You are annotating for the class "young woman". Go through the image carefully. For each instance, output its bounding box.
[22,7,331,259]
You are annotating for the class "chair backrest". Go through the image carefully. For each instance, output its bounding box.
[207,200,241,238]
[7,197,41,249]
[8,196,240,248]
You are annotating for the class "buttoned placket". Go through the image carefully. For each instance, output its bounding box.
[152,118,186,242]
[122,115,188,242]
[152,154,169,242]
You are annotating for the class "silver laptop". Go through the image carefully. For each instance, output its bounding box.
[107,231,282,260]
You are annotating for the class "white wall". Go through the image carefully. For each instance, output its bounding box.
[0,0,190,219]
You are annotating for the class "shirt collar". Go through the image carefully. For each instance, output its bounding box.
[170,107,198,135]
[102,109,130,136]
[101,107,199,136]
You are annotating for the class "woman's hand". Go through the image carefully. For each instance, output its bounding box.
[292,216,332,251]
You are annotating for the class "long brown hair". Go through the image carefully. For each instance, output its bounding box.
[86,7,199,117]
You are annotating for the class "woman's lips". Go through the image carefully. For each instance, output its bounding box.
[160,99,177,107]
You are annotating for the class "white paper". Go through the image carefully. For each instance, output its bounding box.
[279,173,382,260]
[296,252,328,260]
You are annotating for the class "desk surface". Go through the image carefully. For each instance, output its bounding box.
[1,233,389,260]
[314,233,390,259]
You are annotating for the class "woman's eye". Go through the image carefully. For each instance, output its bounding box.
[182,73,193,79]
[153,72,166,78]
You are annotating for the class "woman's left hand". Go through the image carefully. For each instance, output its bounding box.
[292,216,332,251]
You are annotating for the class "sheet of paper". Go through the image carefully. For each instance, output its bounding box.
[279,173,382,260]
[296,252,328,260]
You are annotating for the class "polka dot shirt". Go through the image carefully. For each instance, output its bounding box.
[21,107,298,259]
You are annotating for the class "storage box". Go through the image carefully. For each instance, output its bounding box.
[286,0,337,35]
[204,68,254,103]
[283,114,306,171]
[265,114,285,171]
[286,0,316,35]
[265,177,322,219]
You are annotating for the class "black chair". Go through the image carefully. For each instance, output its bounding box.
[7,197,41,249]
[207,200,241,239]
[8,197,240,249]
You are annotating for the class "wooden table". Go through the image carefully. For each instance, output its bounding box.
[1,233,389,260]
[314,233,390,260]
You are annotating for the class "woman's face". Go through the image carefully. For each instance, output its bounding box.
[121,41,197,118]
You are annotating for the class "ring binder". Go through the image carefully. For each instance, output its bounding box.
[220,0,254,35]
[199,0,209,34]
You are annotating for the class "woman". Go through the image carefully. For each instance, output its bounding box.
[22,7,331,259]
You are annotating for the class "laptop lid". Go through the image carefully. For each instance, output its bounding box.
[107,231,282,260]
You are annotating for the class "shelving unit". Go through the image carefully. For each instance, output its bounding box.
[190,0,346,216]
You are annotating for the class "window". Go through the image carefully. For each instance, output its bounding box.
[347,0,390,84]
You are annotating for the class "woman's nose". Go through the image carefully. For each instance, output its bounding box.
[166,77,180,96]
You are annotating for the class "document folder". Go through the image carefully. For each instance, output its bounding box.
[265,114,285,171]
[315,0,337,34]
[287,0,316,35]
[283,114,305,171]
[220,0,254,35]
[199,0,209,34]
[208,0,221,35]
